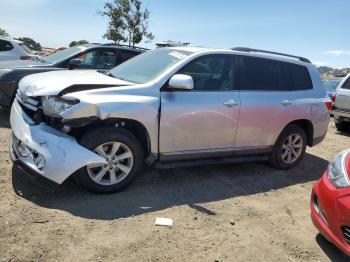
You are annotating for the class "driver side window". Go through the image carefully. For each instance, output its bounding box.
[75,49,116,69]
[177,55,236,91]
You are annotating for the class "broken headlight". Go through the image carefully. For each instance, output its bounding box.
[41,96,79,117]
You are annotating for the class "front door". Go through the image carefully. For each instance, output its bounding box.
[159,55,240,160]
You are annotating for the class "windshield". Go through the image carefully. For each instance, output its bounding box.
[324,80,341,91]
[43,46,87,64]
[110,48,192,84]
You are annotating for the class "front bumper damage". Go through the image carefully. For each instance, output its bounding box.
[10,99,107,186]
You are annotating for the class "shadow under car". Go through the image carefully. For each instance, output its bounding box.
[12,152,328,221]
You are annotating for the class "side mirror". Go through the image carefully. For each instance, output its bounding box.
[169,74,194,90]
[68,58,82,70]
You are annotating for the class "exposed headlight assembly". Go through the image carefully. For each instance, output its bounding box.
[41,96,79,117]
[328,150,350,188]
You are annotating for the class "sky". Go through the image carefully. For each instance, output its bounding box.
[1,0,350,68]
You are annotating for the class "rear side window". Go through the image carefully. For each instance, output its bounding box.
[278,62,294,90]
[0,40,13,51]
[237,56,313,91]
[341,78,350,90]
[238,56,279,91]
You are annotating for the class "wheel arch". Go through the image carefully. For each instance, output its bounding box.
[278,119,314,147]
[70,118,152,156]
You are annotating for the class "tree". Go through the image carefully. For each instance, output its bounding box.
[17,37,42,51]
[103,25,127,44]
[100,0,154,47]
[69,40,89,47]
[0,28,9,37]
[100,1,127,44]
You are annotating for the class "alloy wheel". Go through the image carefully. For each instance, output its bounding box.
[87,141,134,186]
[281,134,303,164]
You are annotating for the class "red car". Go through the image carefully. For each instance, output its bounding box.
[311,149,350,256]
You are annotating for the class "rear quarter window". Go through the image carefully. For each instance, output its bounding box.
[288,63,313,90]
[0,40,14,51]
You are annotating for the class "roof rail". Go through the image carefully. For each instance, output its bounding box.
[101,43,150,51]
[231,47,311,64]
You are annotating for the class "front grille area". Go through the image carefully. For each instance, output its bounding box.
[15,90,64,130]
[16,89,40,111]
[18,101,38,120]
[342,226,350,245]
[16,89,41,121]
[15,90,55,125]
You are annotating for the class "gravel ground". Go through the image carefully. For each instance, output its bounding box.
[0,109,349,261]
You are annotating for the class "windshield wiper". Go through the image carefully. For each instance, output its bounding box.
[99,71,136,83]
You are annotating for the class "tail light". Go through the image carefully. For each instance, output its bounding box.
[20,56,31,60]
[331,94,336,103]
[324,97,332,111]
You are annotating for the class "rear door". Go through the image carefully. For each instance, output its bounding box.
[335,75,350,110]
[234,56,296,150]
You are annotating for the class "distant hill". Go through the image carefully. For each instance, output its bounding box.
[317,66,350,79]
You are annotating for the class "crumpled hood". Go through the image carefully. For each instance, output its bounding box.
[19,70,132,96]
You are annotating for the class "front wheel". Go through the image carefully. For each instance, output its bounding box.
[76,127,144,193]
[269,125,307,170]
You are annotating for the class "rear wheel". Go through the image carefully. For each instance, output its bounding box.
[76,127,144,193]
[270,125,307,170]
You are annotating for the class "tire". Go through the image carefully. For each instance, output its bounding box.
[335,119,348,132]
[76,126,144,193]
[269,125,307,170]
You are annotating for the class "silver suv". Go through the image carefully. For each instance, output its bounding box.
[10,47,330,193]
[333,74,350,131]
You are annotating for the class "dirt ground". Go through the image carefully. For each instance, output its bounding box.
[0,109,350,262]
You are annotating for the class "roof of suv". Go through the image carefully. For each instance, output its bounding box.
[169,46,313,66]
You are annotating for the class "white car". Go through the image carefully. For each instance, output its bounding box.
[0,37,36,61]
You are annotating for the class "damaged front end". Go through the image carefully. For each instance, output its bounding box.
[16,89,97,133]
[10,93,107,185]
